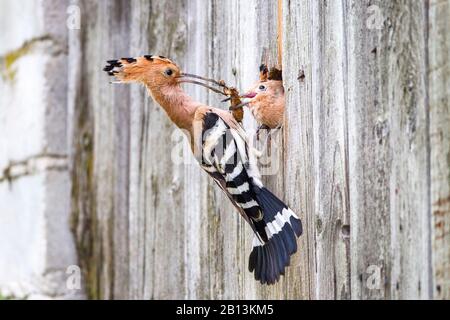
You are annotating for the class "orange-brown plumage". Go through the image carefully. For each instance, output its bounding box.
[244,79,285,129]
[238,65,285,130]
[108,56,199,132]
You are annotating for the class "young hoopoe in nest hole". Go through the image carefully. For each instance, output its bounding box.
[104,55,302,285]
[239,64,284,133]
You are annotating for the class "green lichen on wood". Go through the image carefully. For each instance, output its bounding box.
[0,45,30,82]
[0,35,53,83]
[70,131,99,299]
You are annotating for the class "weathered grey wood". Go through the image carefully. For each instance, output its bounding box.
[69,0,133,299]
[283,0,351,300]
[282,0,446,300]
[127,0,189,299]
[68,0,449,300]
[311,0,352,300]
[429,0,450,300]
[282,0,316,300]
[346,0,431,299]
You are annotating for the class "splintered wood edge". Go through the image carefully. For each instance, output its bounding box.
[277,0,283,69]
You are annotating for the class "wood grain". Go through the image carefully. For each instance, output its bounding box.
[429,0,450,300]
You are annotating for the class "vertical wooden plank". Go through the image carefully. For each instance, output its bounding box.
[348,0,430,299]
[282,0,317,300]
[128,0,152,300]
[347,0,390,299]
[429,0,450,300]
[385,0,430,300]
[182,0,213,299]
[312,0,351,300]
[282,0,352,300]
[108,1,132,301]
[136,0,188,299]
[70,0,133,299]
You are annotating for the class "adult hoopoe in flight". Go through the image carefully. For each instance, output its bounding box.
[239,64,285,131]
[103,55,302,284]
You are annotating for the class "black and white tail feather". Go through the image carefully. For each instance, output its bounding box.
[198,111,303,285]
[251,188,302,284]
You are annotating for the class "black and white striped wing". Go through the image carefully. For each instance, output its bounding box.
[197,110,303,285]
[199,112,263,229]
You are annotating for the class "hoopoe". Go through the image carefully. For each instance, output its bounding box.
[239,64,284,131]
[103,55,302,284]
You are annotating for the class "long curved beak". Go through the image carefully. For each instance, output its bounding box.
[180,73,226,87]
[177,73,228,96]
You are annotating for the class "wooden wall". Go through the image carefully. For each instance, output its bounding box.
[68,0,450,299]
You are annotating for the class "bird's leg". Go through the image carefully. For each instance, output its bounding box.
[256,124,271,141]
[256,125,283,156]
[251,124,271,158]
[266,125,283,147]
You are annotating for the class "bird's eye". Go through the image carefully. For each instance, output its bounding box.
[258,85,266,91]
[164,68,174,76]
